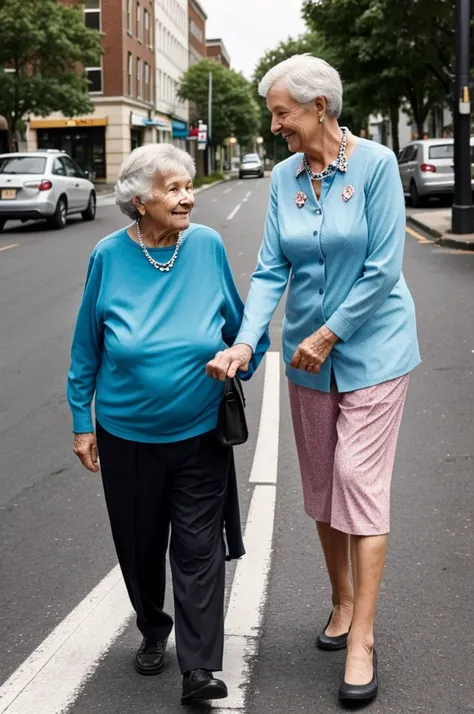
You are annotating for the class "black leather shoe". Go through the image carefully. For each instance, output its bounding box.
[134,637,167,676]
[316,611,350,651]
[339,649,378,702]
[181,669,228,704]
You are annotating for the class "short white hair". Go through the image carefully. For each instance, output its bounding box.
[258,54,343,119]
[115,143,196,220]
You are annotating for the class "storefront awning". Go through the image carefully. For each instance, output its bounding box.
[172,119,188,139]
[131,112,171,130]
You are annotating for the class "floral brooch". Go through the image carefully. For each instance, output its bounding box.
[342,185,355,202]
[295,191,307,208]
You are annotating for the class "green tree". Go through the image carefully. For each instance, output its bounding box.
[303,0,455,152]
[178,59,260,154]
[0,0,102,141]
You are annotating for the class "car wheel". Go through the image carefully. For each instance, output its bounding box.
[47,196,68,230]
[410,180,423,208]
[82,192,96,221]
[0,219,5,233]
[239,173,243,179]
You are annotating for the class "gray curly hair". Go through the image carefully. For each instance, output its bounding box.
[115,143,196,220]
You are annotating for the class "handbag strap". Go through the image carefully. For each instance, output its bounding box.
[225,375,246,407]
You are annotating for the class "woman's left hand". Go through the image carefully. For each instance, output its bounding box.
[290,326,338,373]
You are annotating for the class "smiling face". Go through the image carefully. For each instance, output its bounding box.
[266,80,323,154]
[136,170,195,233]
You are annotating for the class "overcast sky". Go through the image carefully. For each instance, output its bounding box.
[200,0,307,79]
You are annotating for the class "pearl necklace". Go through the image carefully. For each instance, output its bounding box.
[303,127,349,181]
[136,221,183,272]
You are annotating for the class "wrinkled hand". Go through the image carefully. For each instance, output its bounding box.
[206,343,253,381]
[290,326,338,374]
[73,432,100,473]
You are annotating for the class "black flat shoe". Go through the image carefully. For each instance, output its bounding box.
[181,669,228,704]
[339,649,378,703]
[316,611,350,651]
[134,636,168,676]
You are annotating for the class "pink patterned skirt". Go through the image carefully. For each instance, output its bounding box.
[288,375,410,536]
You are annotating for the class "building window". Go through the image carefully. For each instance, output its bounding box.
[137,58,142,99]
[144,63,150,102]
[136,3,142,42]
[189,19,203,43]
[84,0,100,30]
[128,52,133,95]
[86,67,102,93]
[127,0,132,33]
[144,10,151,48]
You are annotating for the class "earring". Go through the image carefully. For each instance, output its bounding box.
[319,115,324,124]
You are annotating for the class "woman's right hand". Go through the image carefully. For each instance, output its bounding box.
[206,344,253,381]
[73,432,100,473]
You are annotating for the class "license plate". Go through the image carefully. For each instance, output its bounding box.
[1,189,16,200]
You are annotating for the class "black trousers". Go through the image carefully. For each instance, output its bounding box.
[96,422,231,674]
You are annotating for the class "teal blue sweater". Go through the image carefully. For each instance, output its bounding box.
[67,225,269,443]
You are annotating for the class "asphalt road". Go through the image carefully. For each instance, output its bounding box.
[0,178,473,713]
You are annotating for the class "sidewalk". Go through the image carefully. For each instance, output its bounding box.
[407,207,474,250]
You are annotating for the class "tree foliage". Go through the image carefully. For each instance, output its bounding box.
[178,59,260,148]
[0,0,102,135]
[302,0,457,150]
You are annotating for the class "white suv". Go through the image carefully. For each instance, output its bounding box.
[0,150,96,231]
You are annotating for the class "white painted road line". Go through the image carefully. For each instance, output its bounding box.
[237,181,243,186]
[224,187,232,194]
[0,566,133,713]
[226,204,242,221]
[242,191,252,203]
[249,351,280,484]
[213,352,280,710]
[212,197,218,202]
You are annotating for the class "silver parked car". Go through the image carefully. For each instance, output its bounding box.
[398,138,474,207]
[0,150,96,231]
[239,153,264,179]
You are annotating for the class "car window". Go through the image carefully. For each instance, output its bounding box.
[398,148,409,164]
[60,156,84,178]
[52,159,66,176]
[405,146,418,162]
[429,144,454,160]
[0,156,46,174]
[242,155,259,163]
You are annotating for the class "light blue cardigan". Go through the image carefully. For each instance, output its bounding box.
[236,139,421,392]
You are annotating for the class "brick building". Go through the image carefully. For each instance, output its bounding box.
[188,0,207,67]
[27,0,164,183]
[206,38,231,69]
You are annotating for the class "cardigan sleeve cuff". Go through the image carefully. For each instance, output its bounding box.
[72,410,94,434]
[325,311,357,343]
[234,330,260,353]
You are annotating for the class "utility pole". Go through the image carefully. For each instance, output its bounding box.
[451,0,473,234]
[207,71,213,175]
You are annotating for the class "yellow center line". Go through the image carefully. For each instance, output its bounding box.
[406,226,433,244]
[0,243,19,252]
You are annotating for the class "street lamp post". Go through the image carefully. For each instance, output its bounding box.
[452,0,473,234]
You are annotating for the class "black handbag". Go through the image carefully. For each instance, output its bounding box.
[217,375,248,446]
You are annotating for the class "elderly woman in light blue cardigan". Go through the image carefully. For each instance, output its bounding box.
[207,55,420,704]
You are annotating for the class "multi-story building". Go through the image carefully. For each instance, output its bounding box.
[155,0,189,148]
[188,0,207,67]
[26,0,162,183]
[206,38,231,69]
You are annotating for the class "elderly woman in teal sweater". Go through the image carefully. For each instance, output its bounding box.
[207,55,420,704]
[67,144,268,705]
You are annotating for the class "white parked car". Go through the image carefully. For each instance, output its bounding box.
[398,138,474,206]
[0,150,96,231]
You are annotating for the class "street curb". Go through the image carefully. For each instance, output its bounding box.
[406,215,474,251]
